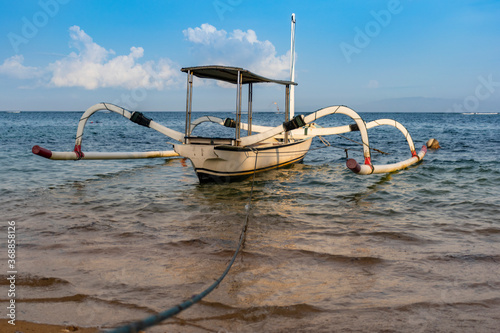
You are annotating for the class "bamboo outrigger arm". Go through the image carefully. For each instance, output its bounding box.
[303,105,372,161]
[74,103,184,149]
[189,116,226,133]
[366,119,416,153]
[32,103,182,160]
[301,106,427,174]
[237,105,427,174]
[238,106,371,160]
[189,115,273,134]
[303,118,417,156]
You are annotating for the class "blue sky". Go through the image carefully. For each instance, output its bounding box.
[0,0,499,112]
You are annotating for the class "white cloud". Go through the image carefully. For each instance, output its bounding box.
[183,23,227,45]
[0,55,43,80]
[183,23,291,80]
[48,26,180,90]
[0,26,180,90]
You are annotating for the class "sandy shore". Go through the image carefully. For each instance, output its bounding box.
[0,319,99,333]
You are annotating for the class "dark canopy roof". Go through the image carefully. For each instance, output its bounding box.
[180,66,297,86]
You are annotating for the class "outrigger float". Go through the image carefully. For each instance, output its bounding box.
[32,15,429,183]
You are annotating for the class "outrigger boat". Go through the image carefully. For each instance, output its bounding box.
[32,15,429,182]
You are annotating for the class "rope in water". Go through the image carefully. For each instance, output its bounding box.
[334,133,389,155]
[102,152,259,333]
[308,135,390,158]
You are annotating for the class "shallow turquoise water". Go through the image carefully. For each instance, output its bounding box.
[1,111,499,332]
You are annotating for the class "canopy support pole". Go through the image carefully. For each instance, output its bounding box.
[235,70,242,140]
[248,83,253,136]
[185,70,193,141]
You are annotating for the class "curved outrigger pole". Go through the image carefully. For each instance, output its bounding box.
[32,102,182,161]
[302,106,427,174]
[230,105,427,174]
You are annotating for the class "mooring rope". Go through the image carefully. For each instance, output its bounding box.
[308,136,357,155]
[293,135,388,160]
[334,133,389,155]
[102,153,259,333]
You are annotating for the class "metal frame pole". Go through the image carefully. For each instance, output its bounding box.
[185,70,193,141]
[248,83,253,136]
[235,71,242,140]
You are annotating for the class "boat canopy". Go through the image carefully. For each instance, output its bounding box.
[180,66,297,86]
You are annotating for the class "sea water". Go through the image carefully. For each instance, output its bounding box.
[0,111,499,332]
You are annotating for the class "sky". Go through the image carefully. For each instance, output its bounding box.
[0,0,499,112]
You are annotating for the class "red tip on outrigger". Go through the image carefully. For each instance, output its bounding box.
[346,158,361,173]
[32,145,52,159]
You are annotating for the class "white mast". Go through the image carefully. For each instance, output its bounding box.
[289,13,296,118]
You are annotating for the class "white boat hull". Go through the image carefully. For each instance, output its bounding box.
[174,138,313,182]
